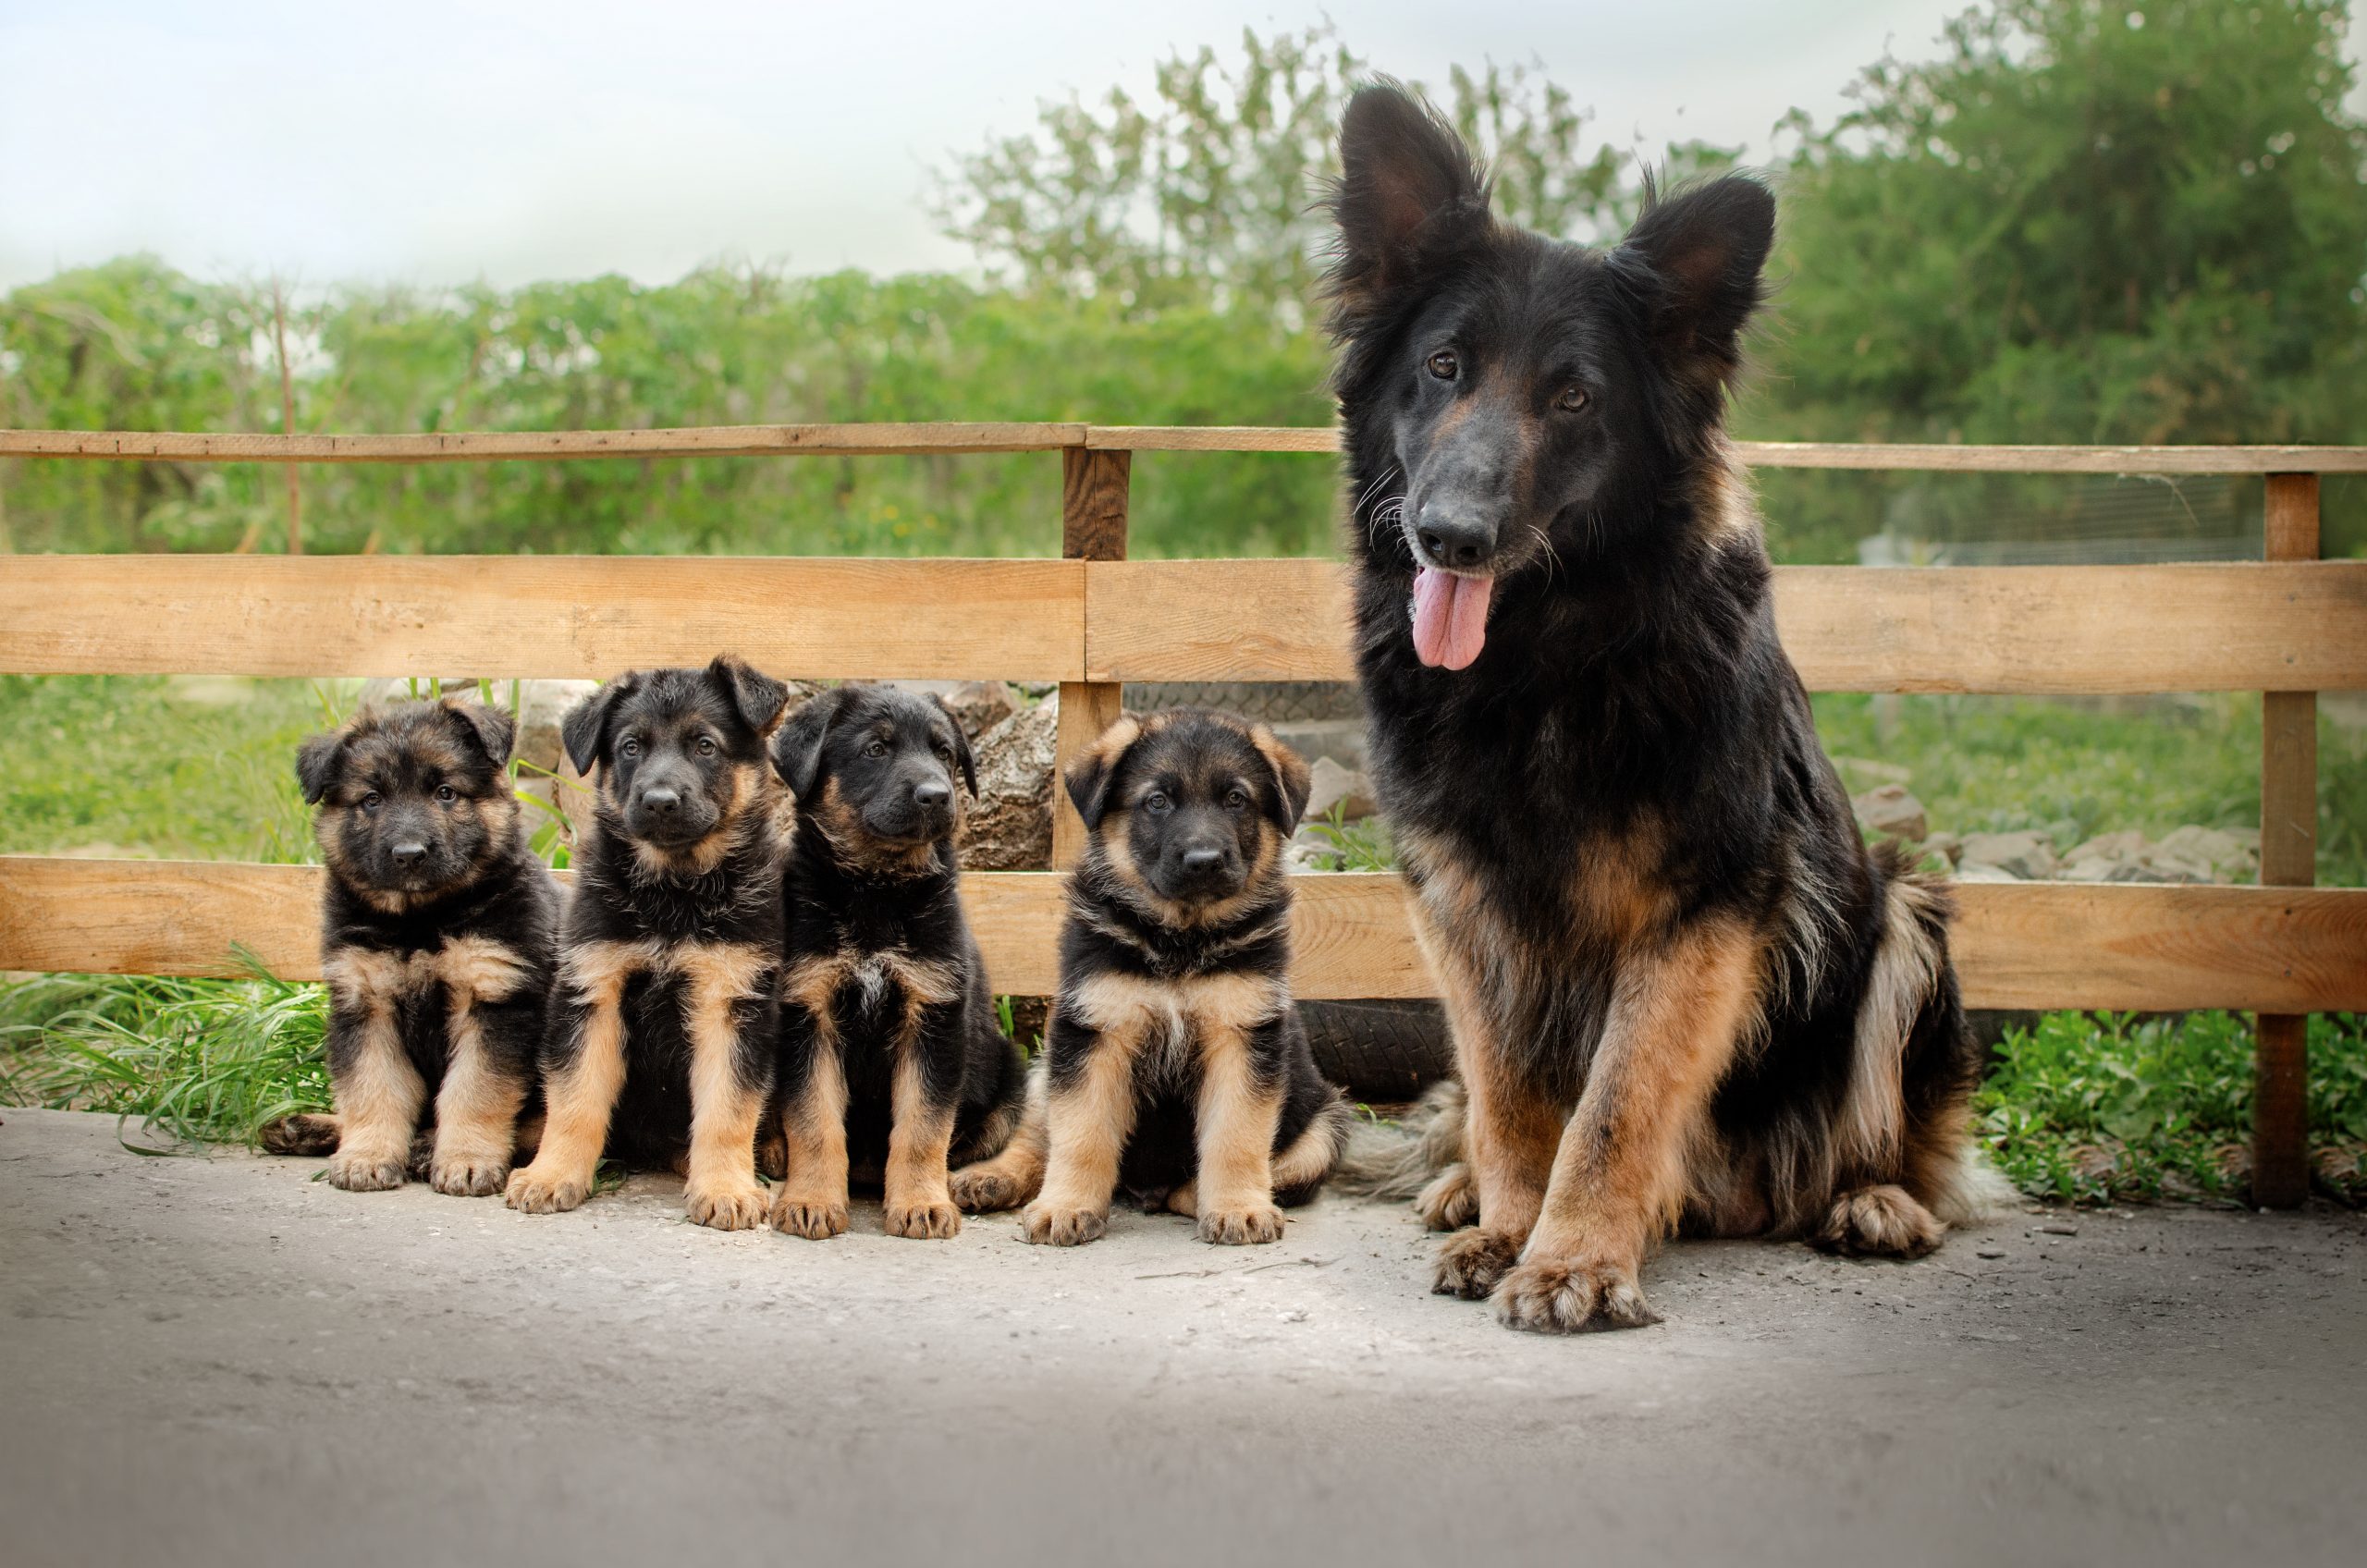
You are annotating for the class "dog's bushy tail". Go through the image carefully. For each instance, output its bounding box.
[258,1111,341,1157]
[1331,1080,1466,1200]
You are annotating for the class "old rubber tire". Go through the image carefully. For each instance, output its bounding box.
[1298,998,1451,1102]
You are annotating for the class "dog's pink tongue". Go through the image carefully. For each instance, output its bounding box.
[1411,567,1493,671]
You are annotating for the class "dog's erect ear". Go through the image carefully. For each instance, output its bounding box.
[770,687,846,802]
[1062,715,1143,833]
[707,655,792,741]
[1249,724,1315,835]
[560,679,631,778]
[932,694,978,799]
[441,697,517,770]
[1330,81,1491,309]
[1611,173,1775,369]
[295,729,347,806]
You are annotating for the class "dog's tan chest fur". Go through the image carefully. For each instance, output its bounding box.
[1067,971,1288,1088]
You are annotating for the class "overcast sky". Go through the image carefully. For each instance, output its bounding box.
[3,1,2360,293]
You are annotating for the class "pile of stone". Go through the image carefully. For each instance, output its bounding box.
[1845,778,2261,886]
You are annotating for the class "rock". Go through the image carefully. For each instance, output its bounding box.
[1304,756,1377,823]
[1832,755,1912,786]
[2152,825,2255,884]
[937,680,1020,741]
[1268,718,1367,776]
[963,696,1058,871]
[1956,830,2058,880]
[1954,862,2024,883]
[1850,783,1927,844]
[1920,831,1963,868]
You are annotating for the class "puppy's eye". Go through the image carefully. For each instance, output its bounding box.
[865,740,890,760]
[1426,349,1459,381]
[695,737,717,758]
[1555,386,1590,413]
[435,785,457,804]
[619,738,641,759]
[361,791,383,813]
[1225,788,1250,813]
[1142,791,1172,815]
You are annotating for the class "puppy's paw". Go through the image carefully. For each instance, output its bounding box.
[326,1147,409,1192]
[503,1164,590,1214]
[884,1199,963,1241]
[1021,1202,1107,1246]
[1810,1184,1944,1259]
[771,1194,849,1241]
[949,1167,1031,1214]
[1413,1163,1478,1231]
[1196,1203,1285,1245]
[685,1181,769,1231]
[1491,1256,1659,1334]
[1431,1227,1521,1299]
[429,1152,509,1197]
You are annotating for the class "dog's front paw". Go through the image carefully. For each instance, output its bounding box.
[1413,1163,1478,1231]
[1431,1227,1521,1299]
[326,1147,409,1192]
[685,1181,769,1231]
[1021,1202,1106,1246]
[1196,1203,1285,1245]
[429,1152,509,1197]
[885,1199,963,1240]
[1491,1256,1659,1334]
[950,1167,1029,1214]
[770,1194,849,1240]
[503,1163,590,1214]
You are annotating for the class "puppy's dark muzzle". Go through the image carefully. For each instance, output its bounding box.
[628,786,717,848]
[1154,844,1245,905]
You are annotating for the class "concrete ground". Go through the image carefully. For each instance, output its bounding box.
[3,1108,2362,1568]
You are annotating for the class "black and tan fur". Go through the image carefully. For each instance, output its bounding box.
[1325,85,1999,1331]
[954,710,1351,1245]
[761,683,1026,1241]
[264,698,559,1197]
[503,656,792,1231]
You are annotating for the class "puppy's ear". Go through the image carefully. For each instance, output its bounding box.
[932,694,978,798]
[708,655,792,740]
[442,697,517,770]
[1329,80,1491,312]
[560,679,631,777]
[1610,173,1775,374]
[1249,724,1315,834]
[295,729,346,806]
[770,687,845,802]
[1062,715,1143,833]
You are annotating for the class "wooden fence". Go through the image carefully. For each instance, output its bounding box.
[1,425,2362,1206]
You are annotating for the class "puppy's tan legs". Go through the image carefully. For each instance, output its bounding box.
[428,998,527,1197]
[951,1061,1047,1213]
[506,948,633,1214]
[326,1004,426,1192]
[679,948,772,1231]
[1494,920,1760,1334]
[770,1037,851,1240]
[1188,1025,1286,1244]
[1022,1030,1142,1247]
[883,1050,962,1240]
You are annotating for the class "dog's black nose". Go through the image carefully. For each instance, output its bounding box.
[641,787,681,815]
[1179,847,1225,875]
[1417,512,1495,570]
[913,779,951,811]
[389,840,428,868]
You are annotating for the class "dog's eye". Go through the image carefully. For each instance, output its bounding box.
[865,740,890,760]
[1142,791,1172,815]
[695,737,717,758]
[1555,386,1590,413]
[619,738,641,759]
[361,791,382,813]
[435,785,457,804]
[1225,788,1250,813]
[1426,349,1459,381]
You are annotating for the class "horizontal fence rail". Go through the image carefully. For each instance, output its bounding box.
[4,858,2361,1012]
[8,423,2367,471]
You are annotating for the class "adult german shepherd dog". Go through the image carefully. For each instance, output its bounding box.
[1328,84,1996,1332]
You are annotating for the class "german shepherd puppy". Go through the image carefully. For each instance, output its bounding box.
[1326,85,1995,1330]
[953,710,1351,1245]
[503,656,793,1230]
[266,697,559,1196]
[762,683,1026,1241]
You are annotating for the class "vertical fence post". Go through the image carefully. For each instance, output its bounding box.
[1052,445,1131,866]
[2253,472,2320,1208]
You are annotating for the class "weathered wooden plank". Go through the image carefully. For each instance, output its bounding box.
[2255,473,2322,1207]
[1051,447,1132,867]
[1086,425,1343,453]
[1084,558,2367,693]
[0,556,1087,682]
[0,423,1086,462]
[4,858,2361,1012]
